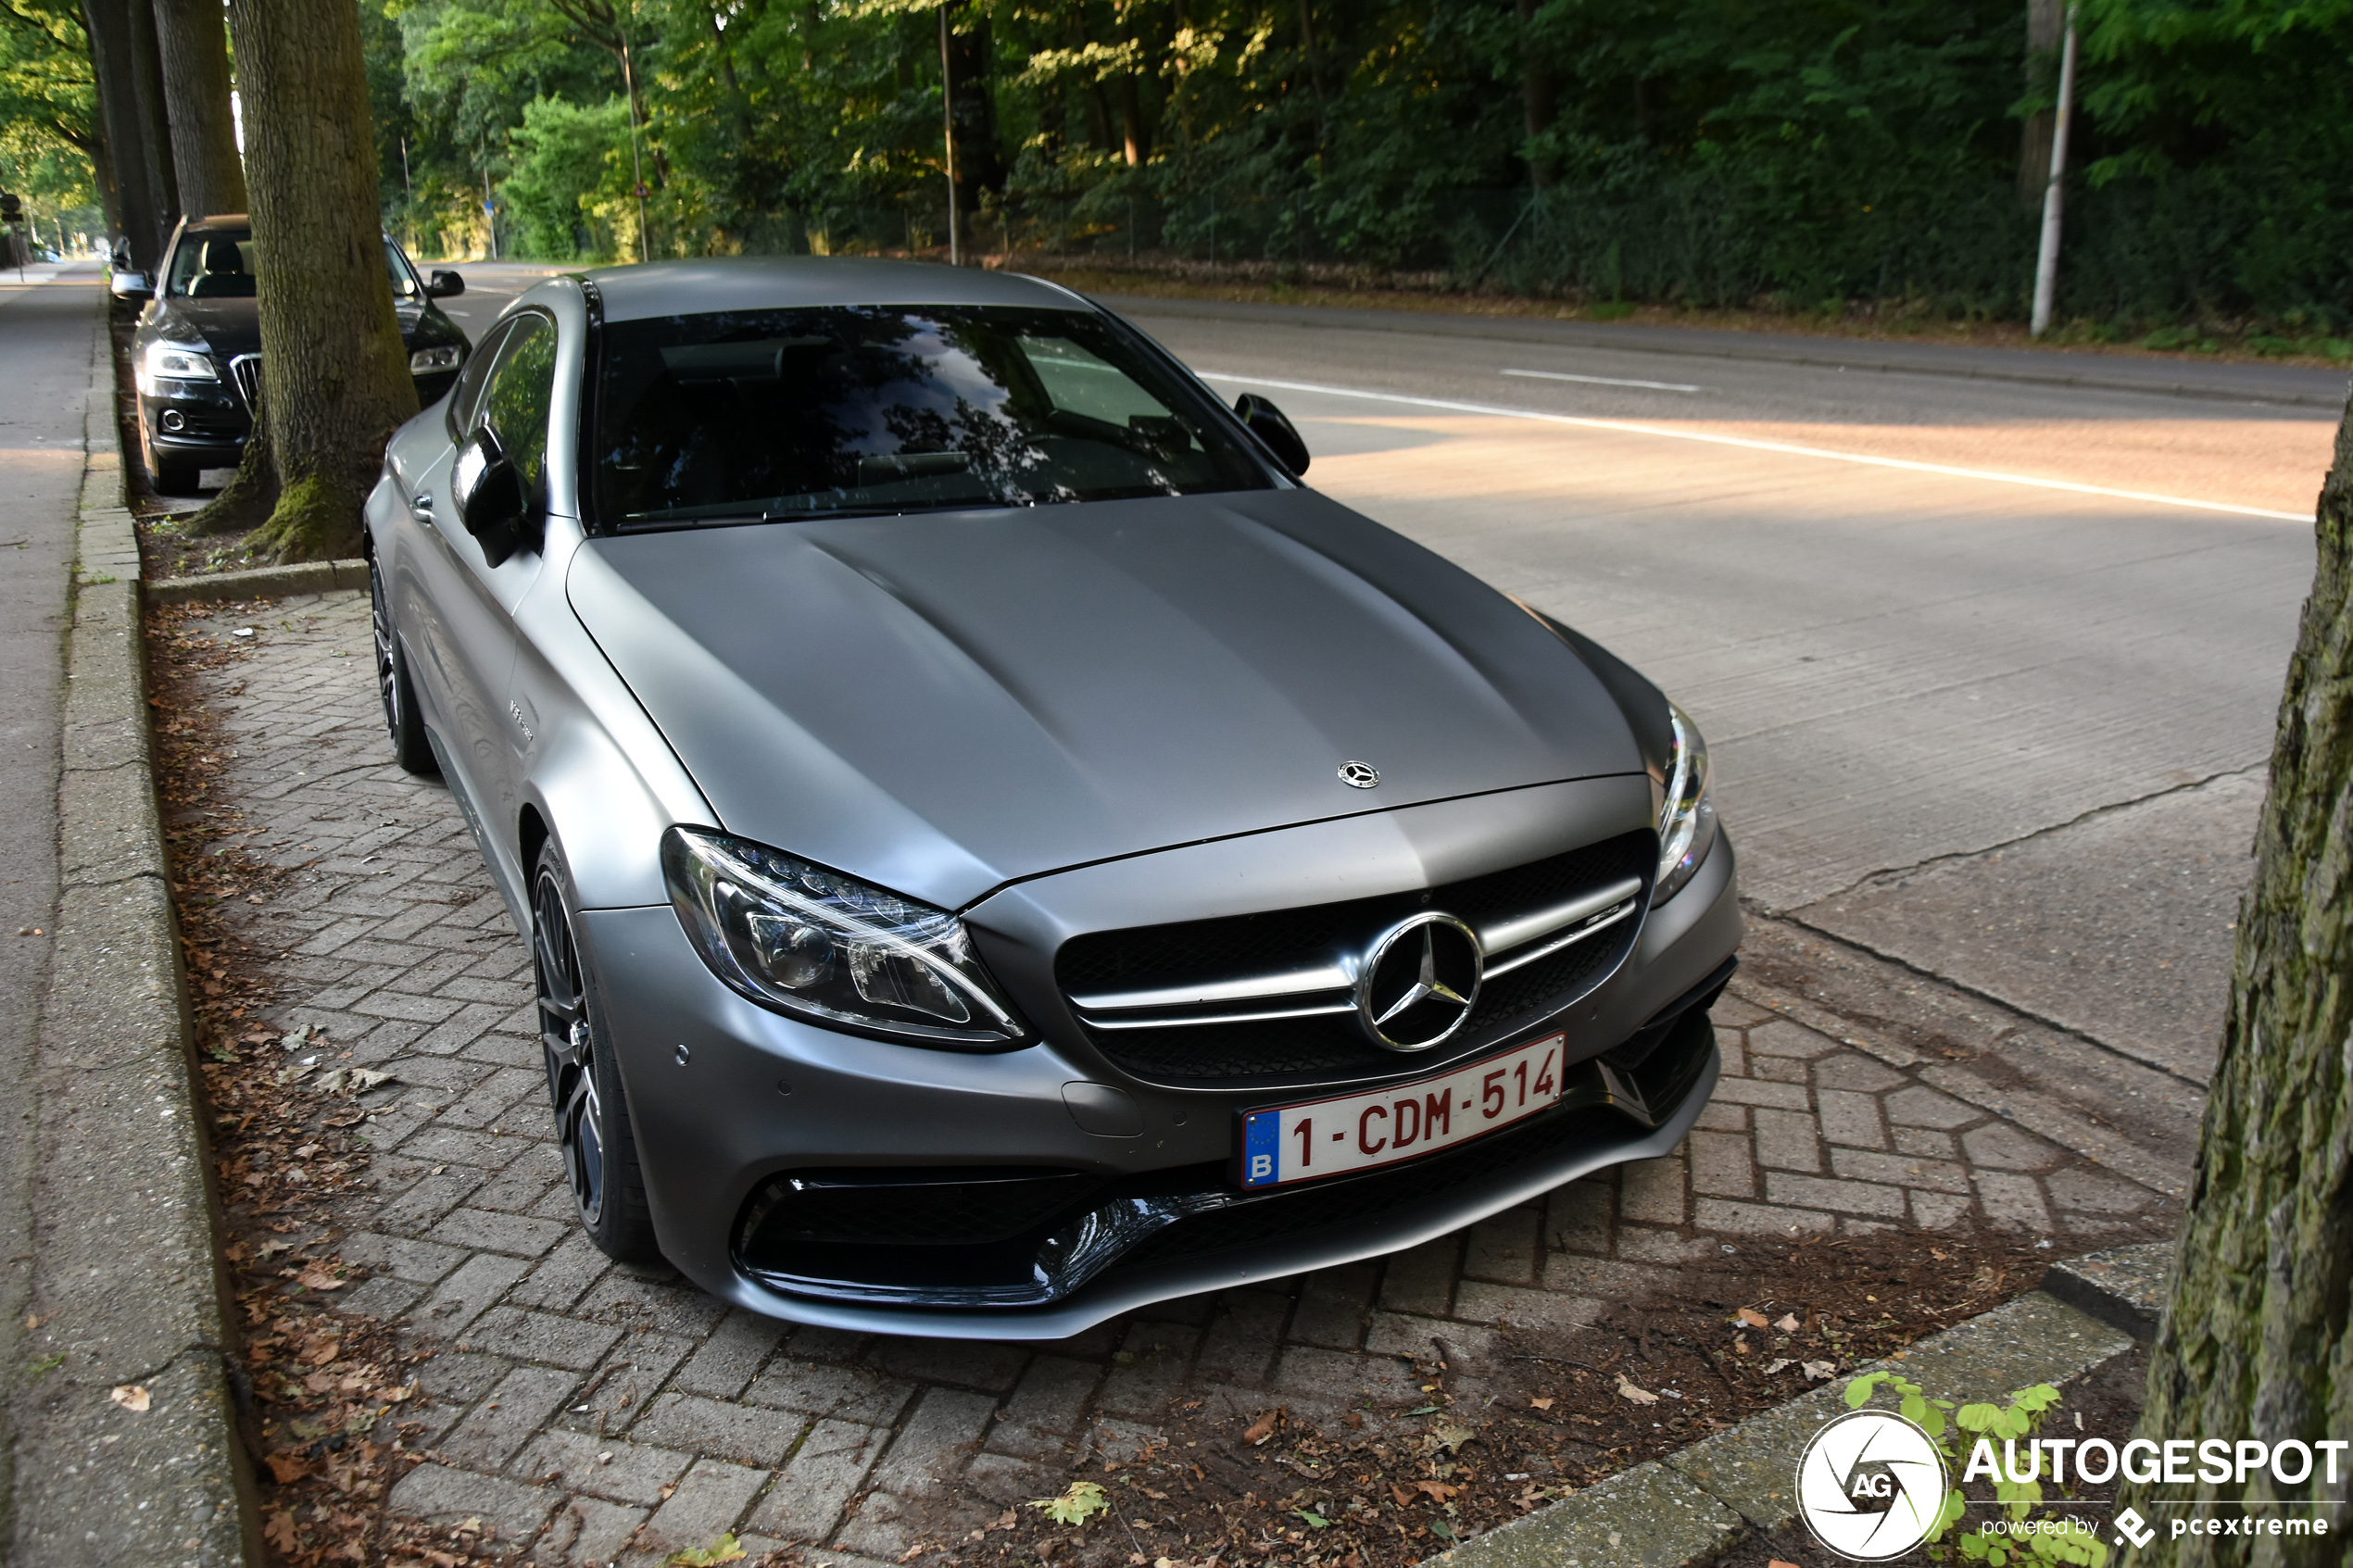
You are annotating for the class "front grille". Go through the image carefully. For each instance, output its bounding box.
[229,355,262,411]
[1056,830,1653,1088]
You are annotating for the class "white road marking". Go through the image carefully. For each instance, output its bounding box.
[1200,370,2312,522]
[1502,367,1703,394]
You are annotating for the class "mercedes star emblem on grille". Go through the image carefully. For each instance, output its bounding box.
[1356,912,1482,1050]
[1339,760,1380,789]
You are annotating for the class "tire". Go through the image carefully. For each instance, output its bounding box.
[533,839,661,1263]
[370,559,438,775]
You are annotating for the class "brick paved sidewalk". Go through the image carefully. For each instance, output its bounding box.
[166,591,2175,1567]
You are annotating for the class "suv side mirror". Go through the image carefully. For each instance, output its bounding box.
[1233,393,1310,475]
[452,427,535,566]
[109,270,152,301]
[427,270,464,298]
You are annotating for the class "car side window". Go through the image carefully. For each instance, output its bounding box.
[447,319,512,437]
[479,315,558,497]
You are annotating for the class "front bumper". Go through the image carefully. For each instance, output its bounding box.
[138,367,462,464]
[578,820,1741,1339]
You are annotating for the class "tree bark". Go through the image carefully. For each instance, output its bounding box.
[155,0,248,217]
[222,0,418,561]
[1516,0,1555,190]
[80,0,173,266]
[945,8,1005,203]
[2018,0,2061,207]
[125,0,181,226]
[2120,399,2353,1562]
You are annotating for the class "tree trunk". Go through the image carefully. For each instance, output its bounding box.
[2019,0,2062,207]
[1516,0,1556,190]
[126,0,181,228]
[2119,399,2353,1561]
[222,0,418,562]
[944,8,1005,207]
[155,0,248,217]
[80,0,172,267]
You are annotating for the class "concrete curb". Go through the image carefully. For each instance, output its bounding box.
[12,295,259,1565]
[1431,1268,2149,1568]
[2040,1239,2175,1343]
[146,558,368,605]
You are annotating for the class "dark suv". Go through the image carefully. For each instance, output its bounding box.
[120,214,472,494]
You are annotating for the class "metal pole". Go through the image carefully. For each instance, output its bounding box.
[939,5,960,266]
[2030,14,2077,339]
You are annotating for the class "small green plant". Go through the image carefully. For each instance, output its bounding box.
[1843,1370,2108,1567]
[661,1536,746,1566]
[1027,1479,1111,1526]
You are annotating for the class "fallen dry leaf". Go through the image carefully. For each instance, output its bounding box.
[1529,1397,1554,1411]
[1763,1359,1793,1374]
[108,1384,151,1412]
[1775,1313,1802,1334]
[295,1264,343,1292]
[1413,1480,1458,1503]
[264,1510,299,1553]
[1242,1409,1283,1447]
[1803,1361,1836,1381]
[1736,1307,1769,1328]
[298,1336,341,1366]
[1616,1374,1659,1406]
[264,1451,316,1484]
[1771,1562,1805,1568]
[1389,1483,1415,1508]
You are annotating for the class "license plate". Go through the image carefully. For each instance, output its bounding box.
[1238,1033,1566,1188]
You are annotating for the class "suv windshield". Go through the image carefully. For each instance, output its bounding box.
[592,305,1271,528]
[167,229,427,302]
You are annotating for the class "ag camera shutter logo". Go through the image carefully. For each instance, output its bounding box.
[1796,1408,1951,1561]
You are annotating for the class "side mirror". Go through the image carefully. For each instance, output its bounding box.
[109,270,152,301]
[451,427,535,566]
[1233,393,1310,475]
[427,270,464,298]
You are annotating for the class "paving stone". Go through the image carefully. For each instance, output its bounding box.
[1764,1171,1907,1218]
[1750,1054,1810,1085]
[1193,1289,1292,1386]
[386,1461,559,1544]
[869,1337,1029,1394]
[1751,1106,1822,1173]
[1885,1085,1982,1129]
[334,1274,426,1321]
[867,1387,999,1499]
[541,1496,648,1566]
[746,1418,888,1541]
[1829,1147,1973,1195]
[1744,1019,1839,1059]
[635,1458,768,1556]
[1617,1227,1725,1264]
[439,1364,583,1470]
[1462,1207,1542,1284]
[515,1426,694,1506]
[1894,1125,1959,1160]
[1709,1076,1812,1110]
[742,1359,916,1424]
[984,1356,1100,1459]
[433,1206,573,1258]
[408,1251,533,1338]
[1546,1179,1613,1253]
[1974,1170,2056,1230]
[1814,1088,1888,1150]
[1962,1122,2066,1173]
[1812,1052,1907,1095]
[458,1306,623,1371]
[630,1393,807,1467]
[568,1331,697,1428]
[1617,1154,1687,1224]
[1288,1264,1377,1349]
[1910,1190,1974,1228]
[1378,1235,1460,1316]
[2046,1166,2156,1215]
[576,1272,730,1338]
[1094,1323,1200,1418]
[673,1309,788,1399]
[1687,1129,1756,1199]
[1691,1098,1749,1134]
[1692,1198,1834,1236]
[1450,1283,1605,1333]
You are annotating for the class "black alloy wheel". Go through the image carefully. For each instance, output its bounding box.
[532,842,659,1261]
[370,559,437,774]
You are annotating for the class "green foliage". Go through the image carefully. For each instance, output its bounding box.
[336,0,2350,327]
[0,0,100,238]
[1844,1372,2107,1568]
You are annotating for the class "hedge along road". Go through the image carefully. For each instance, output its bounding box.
[431,265,2334,1087]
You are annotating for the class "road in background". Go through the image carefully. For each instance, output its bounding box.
[337,264,2343,1085]
[1113,297,2336,1086]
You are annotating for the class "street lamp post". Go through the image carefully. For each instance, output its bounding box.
[2029,12,2078,339]
[939,5,959,266]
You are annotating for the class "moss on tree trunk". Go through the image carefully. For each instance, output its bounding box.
[2122,400,2353,1560]
[222,0,417,563]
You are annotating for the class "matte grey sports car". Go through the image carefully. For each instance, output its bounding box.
[367,257,1741,1339]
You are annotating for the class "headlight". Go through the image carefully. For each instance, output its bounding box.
[661,825,1026,1047]
[138,339,218,393]
[1653,701,1718,907]
[409,344,462,373]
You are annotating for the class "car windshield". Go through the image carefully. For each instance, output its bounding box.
[592,305,1271,528]
[167,229,425,302]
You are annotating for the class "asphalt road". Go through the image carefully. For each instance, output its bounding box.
[369,263,2353,1085]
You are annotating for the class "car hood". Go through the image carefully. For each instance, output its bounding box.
[145,296,459,358]
[567,488,1647,910]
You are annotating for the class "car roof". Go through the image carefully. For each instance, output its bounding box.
[184,215,251,234]
[574,256,1097,323]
